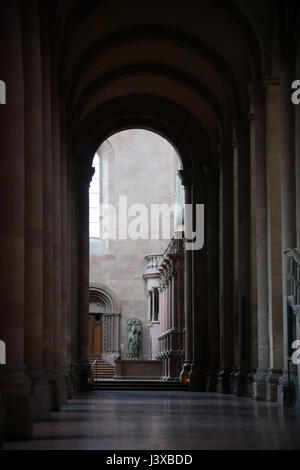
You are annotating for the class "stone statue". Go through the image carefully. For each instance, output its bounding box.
[127,317,142,360]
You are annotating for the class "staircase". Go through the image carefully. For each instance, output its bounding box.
[89,356,115,379]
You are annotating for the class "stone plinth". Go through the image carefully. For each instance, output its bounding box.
[114,360,162,379]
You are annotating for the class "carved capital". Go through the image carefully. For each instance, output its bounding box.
[78,164,95,188]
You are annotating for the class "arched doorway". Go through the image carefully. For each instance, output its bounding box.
[88,287,121,364]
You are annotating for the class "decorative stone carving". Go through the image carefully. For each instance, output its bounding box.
[127,317,142,360]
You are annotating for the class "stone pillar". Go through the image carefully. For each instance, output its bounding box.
[247,109,258,397]
[0,0,33,439]
[265,76,284,401]
[178,169,193,384]
[192,169,208,390]
[295,30,300,406]
[217,144,234,394]
[59,95,71,396]
[40,0,57,406]
[232,116,251,396]
[159,287,163,336]
[171,267,177,330]
[251,83,270,400]
[206,165,220,392]
[77,165,94,390]
[50,37,68,409]
[21,0,50,421]
[278,58,297,406]
[167,262,178,381]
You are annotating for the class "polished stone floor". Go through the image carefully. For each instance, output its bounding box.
[3,391,300,450]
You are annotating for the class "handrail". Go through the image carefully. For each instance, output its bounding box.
[89,359,97,370]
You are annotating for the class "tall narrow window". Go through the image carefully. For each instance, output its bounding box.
[89,153,100,238]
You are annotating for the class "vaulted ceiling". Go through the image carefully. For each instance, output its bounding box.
[54,0,276,169]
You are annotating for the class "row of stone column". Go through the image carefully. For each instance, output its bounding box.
[0,0,80,440]
[216,69,298,404]
[103,313,121,354]
[174,64,298,402]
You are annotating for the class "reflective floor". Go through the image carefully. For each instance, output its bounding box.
[3,391,300,450]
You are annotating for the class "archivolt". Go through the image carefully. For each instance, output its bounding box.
[89,288,114,313]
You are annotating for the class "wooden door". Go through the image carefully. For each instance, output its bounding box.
[93,323,102,355]
[89,316,102,357]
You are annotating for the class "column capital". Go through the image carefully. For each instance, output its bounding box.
[77,164,95,188]
[177,168,193,189]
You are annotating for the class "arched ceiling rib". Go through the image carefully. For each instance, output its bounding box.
[75,63,224,127]
[74,95,212,171]
[58,0,269,169]
[68,25,243,111]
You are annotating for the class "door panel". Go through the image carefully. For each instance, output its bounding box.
[89,316,102,357]
[94,324,102,355]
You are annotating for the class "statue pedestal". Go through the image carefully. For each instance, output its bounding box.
[114,360,162,379]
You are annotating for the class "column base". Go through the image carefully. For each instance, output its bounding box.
[166,351,181,381]
[66,374,74,399]
[278,368,297,407]
[47,371,68,411]
[252,368,268,401]
[0,365,33,440]
[246,370,255,397]
[206,370,218,392]
[189,363,206,391]
[179,362,192,385]
[232,365,248,396]
[78,362,90,392]
[69,363,80,396]
[27,368,50,421]
[216,368,232,394]
[266,369,282,402]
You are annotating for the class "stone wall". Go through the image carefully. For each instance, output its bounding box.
[89,129,180,359]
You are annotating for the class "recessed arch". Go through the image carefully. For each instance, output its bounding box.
[64,1,263,81]
[74,62,225,129]
[68,24,243,110]
[73,94,214,173]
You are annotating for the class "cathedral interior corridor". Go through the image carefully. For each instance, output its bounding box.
[1,0,300,455]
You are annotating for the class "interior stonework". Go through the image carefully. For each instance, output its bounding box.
[1,0,300,449]
[89,129,179,363]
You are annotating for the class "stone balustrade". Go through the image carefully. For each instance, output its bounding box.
[145,254,163,272]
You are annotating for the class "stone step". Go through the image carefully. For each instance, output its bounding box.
[92,380,189,391]
[89,356,115,379]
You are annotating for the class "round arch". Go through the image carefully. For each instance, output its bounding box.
[89,287,113,314]
[73,94,214,173]
[89,283,121,313]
